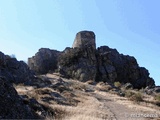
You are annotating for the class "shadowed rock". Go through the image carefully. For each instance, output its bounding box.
[0,52,35,84]
[0,77,39,119]
[28,48,61,74]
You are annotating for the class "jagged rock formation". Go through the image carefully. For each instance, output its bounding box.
[0,76,38,119]
[28,31,155,89]
[0,52,34,84]
[58,46,97,81]
[0,51,48,119]
[96,46,155,88]
[28,48,60,74]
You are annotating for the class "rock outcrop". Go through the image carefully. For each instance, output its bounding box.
[28,31,155,89]
[0,76,38,119]
[0,52,34,84]
[96,46,155,88]
[58,31,97,81]
[28,48,61,74]
[58,46,97,81]
[0,51,48,119]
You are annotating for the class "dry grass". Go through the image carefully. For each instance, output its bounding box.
[45,94,109,120]
[96,82,112,92]
[68,80,87,91]
[14,73,160,120]
[15,76,109,119]
[124,90,143,103]
[130,92,143,103]
[45,105,68,120]
[85,80,96,85]
[153,94,160,107]
[155,94,160,101]
[124,90,134,98]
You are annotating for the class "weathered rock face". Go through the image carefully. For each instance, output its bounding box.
[96,46,155,88]
[0,77,38,119]
[0,52,34,84]
[58,46,97,82]
[0,51,52,119]
[72,31,96,49]
[28,48,61,74]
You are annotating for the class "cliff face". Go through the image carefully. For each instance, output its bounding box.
[28,48,61,74]
[96,46,155,88]
[0,52,39,119]
[28,31,155,89]
[59,45,97,82]
[0,52,34,84]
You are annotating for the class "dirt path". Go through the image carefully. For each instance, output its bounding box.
[92,89,160,120]
[90,92,150,120]
[49,74,160,120]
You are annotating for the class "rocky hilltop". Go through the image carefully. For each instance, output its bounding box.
[0,31,159,119]
[28,31,155,89]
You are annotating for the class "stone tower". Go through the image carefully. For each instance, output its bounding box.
[72,31,96,49]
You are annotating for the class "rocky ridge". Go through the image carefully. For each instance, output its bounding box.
[0,52,35,84]
[28,31,155,89]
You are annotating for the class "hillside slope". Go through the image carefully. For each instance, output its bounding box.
[15,73,160,120]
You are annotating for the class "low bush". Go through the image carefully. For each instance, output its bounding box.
[130,92,143,103]
[125,90,134,98]
[114,81,121,88]
[125,90,143,103]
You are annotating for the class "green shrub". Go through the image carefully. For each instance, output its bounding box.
[114,81,121,88]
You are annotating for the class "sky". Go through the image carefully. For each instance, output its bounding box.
[0,0,159,85]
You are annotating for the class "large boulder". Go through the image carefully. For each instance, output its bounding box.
[0,76,38,119]
[28,48,61,74]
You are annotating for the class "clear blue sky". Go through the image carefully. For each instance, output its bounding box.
[0,0,159,85]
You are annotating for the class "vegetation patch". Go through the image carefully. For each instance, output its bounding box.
[124,90,143,103]
[114,81,121,88]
